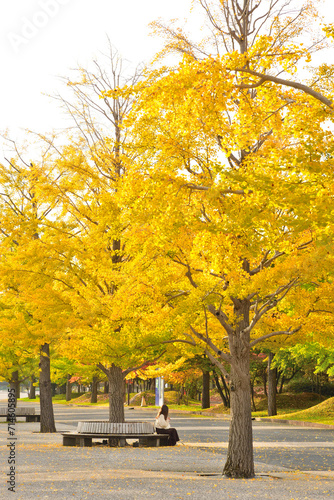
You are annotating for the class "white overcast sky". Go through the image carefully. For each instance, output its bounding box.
[1,0,334,148]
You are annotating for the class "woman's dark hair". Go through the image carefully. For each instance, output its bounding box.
[159,404,169,420]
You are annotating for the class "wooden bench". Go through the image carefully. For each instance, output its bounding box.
[0,407,40,422]
[62,432,169,448]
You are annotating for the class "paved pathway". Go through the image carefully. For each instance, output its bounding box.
[0,402,333,499]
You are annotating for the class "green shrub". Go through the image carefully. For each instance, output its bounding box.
[286,380,334,396]
[254,392,324,412]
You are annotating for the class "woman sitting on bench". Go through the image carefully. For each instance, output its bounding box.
[155,404,180,446]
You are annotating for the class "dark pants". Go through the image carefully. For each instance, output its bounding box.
[156,427,180,446]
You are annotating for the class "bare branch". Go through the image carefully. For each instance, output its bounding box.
[207,304,234,336]
[250,250,285,275]
[144,338,197,349]
[244,278,299,334]
[185,266,199,289]
[123,350,167,376]
[205,349,230,380]
[185,183,249,196]
[96,362,109,377]
[306,309,334,317]
[189,325,231,364]
[250,326,301,348]
[165,290,190,302]
[234,68,333,108]
[171,257,224,280]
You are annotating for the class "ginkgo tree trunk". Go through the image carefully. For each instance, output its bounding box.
[112,0,334,478]
[97,360,164,423]
[39,343,56,433]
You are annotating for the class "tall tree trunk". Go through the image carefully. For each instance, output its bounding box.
[66,374,72,402]
[39,343,56,433]
[202,369,211,409]
[213,373,230,408]
[250,381,257,412]
[104,380,109,394]
[223,298,254,478]
[91,377,98,404]
[223,357,254,477]
[29,375,36,399]
[213,373,223,403]
[9,371,20,407]
[278,372,285,394]
[267,352,277,416]
[263,371,267,397]
[127,381,131,405]
[107,364,125,423]
[58,383,66,395]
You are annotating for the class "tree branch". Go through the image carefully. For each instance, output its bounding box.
[165,290,190,303]
[250,326,301,348]
[189,325,231,364]
[144,338,197,349]
[123,350,167,376]
[184,183,249,196]
[207,304,234,336]
[250,250,285,275]
[234,68,333,108]
[245,278,299,334]
[97,362,109,377]
[205,349,230,380]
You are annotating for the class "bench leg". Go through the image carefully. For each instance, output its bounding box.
[138,437,147,447]
[78,437,92,447]
[139,437,159,447]
[26,415,40,422]
[63,436,77,446]
[108,437,122,447]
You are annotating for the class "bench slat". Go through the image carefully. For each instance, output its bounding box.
[0,407,37,415]
[76,421,154,434]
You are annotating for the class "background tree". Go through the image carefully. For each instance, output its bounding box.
[0,146,74,432]
[20,48,173,424]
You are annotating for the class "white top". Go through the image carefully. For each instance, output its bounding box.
[155,414,170,429]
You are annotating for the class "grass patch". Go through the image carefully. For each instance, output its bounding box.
[59,392,109,405]
[201,392,331,424]
[253,392,324,411]
[269,396,334,425]
[201,403,230,414]
[18,397,40,402]
[18,393,108,405]
[140,403,203,412]
[251,392,325,418]
[55,393,91,405]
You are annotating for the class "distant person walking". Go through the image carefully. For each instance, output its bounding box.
[155,404,180,446]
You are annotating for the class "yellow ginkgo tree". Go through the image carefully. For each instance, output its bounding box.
[3,50,172,424]
[108,0,334,477]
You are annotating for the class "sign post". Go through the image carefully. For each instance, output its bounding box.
[155,377,164,407]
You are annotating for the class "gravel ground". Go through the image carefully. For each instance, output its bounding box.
[1,422,334,500]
